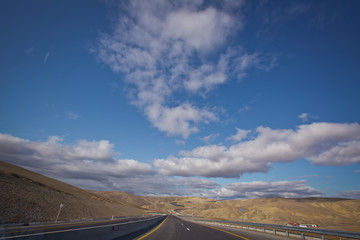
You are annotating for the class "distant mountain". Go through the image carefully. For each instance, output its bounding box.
[0,161,146,224]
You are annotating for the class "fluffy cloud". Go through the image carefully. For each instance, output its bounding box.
[0,133,219,196]
[93,0,274,138]
[154,122,360,177]
[163,7,233,51]
[203,180,323,199]
[145,103,217,138]
[71,175,219,197]
[227,128,250,141]
[0,132,337,199]
[0,133,153,181]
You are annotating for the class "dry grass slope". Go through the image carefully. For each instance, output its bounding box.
[98,192,360,232]
[180,197,360,232]
[0,161,146,224]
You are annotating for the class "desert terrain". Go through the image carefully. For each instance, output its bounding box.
[0,161,146,223]
[1,161,360,232]
[95,191,360,232]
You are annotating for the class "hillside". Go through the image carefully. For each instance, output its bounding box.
[0,161,146,223]
[177,197,360,232]
[98,192,360,232]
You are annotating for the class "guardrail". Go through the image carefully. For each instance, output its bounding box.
[0,215,166,240]
[186,218,360,240]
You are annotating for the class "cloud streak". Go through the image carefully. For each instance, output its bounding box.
[203,180,323,199]
[44,52,50,64]
[66,111,79,120]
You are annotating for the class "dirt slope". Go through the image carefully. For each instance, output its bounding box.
[0,161,146,223]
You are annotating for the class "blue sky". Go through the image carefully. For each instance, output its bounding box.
[1,0,360,199]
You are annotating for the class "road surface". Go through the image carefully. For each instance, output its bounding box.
[136,215,291,240]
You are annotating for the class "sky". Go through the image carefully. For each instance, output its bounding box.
[1,0,360,199]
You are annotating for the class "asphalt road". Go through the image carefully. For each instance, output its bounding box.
[137,215,291,240]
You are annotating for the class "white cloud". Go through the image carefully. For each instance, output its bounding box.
[154,122,360,178]
[0,133,153,182]
[44,52,50,64]
[66,111,79,120]
[0,132,336,199]
[227,128,250,141]
[203,180,323,199]
[200,133,220,143]
[298,112,318,122]
[145,103,217,138]
[298,113,309,121]
[307,141,360,165]
[238,104,251,113]
[0,132,221,196]
[80,175,219,197]
[93,0,274,138]
[163,7,233,51]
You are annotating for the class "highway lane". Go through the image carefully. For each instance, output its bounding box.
[137,215,290,240]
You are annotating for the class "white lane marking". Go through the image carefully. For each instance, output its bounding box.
[186,228,190,231]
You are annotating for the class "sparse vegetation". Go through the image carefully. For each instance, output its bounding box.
[0,161,146,223]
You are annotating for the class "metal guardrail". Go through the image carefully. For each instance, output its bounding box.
[187,218,360,240]
[0,215,166,240]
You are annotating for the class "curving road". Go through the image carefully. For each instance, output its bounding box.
[136,215,290,240]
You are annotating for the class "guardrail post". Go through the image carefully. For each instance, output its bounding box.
[285,230,289,237]
[262,227,265,232]
[321,235,324,240]
[301,232,304,240]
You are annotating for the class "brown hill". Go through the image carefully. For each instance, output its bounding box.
[98,191,360,232]
[0,161,146,224]
[179,197,360,232]
[93,191,214,214]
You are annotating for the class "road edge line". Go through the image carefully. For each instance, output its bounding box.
[200,224,250,240]
[135,216,168,240]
